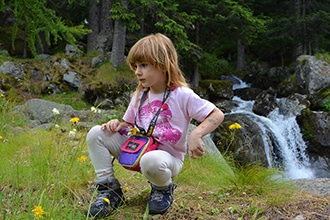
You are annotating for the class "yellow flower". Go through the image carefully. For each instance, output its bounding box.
[229,123,242,130]
[0,94,4,98]
[0,135,2,140]
[103,198,110,205]
[69,117,80,123]
[77,156,87,162]
[32,205,45,218]
[130,127,138,136]
[125,186,129,192]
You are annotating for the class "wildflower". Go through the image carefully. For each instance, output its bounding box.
[125,186,129,192]
[0,94,4,98]
[91,106,97,113]
[69,117,80,124]
[69,129,77,138]
[52,108,60,115]
[32,205,45,218]
[77,155,87,162]
[229,122,242,130]
[91,106,101,113]
[0,135,2,140]
[130,127,138,136]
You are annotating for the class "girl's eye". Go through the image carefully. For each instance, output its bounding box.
[133,63,148,70]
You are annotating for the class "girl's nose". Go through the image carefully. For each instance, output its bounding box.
[135,67,141,76]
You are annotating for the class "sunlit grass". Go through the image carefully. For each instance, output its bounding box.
[0,96,301,219]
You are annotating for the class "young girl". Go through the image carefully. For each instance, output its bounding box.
[85,33,224,218]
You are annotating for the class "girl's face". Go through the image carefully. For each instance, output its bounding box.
[133,62,167,93]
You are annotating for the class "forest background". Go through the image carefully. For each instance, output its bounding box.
[1,0,330,87]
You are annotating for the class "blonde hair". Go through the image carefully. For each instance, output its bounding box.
[127,33,188,98]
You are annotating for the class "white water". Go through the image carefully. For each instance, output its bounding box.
[230,76,314,179]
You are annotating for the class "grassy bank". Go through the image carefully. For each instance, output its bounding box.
[0,94,327,220]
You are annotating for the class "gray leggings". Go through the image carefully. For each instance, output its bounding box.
[86,125,183,187]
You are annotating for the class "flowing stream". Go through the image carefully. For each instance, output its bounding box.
[230,77,314,180]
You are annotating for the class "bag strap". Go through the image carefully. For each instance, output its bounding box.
[135,88,171,136]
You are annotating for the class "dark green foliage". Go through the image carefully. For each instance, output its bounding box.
[323,99,330,111]
[1,0,91,57]
[110,1,140,31]
[251,0,330,66]
[317,87,330,112]
[199,53,232,79]
[2,0,330,80]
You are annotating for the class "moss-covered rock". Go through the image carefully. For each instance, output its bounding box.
[199,79,233,101]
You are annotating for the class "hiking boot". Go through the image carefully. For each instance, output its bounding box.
[148,183,176,215]
[86,178,124,218]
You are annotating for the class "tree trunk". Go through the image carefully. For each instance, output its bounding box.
[87,0,113,52]
[23,28,27,58]
[111,0,127,69]
[190,24,200,88]
[302,0,307,55]
[98,0,113,52]
[87,0,99,52]
[293,0,305,58]
[190,63,199,88]
[36,32,50,54]
[237,38,245,71]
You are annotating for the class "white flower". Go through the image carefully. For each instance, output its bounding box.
[91,106,101,113]
[69,129,76,138]
[52,108,60,115]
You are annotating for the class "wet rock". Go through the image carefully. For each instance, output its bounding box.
[234,87,262,101]
[253,92,277,116]
[199,80,233,101]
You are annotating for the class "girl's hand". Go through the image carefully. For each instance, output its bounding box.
[188,108,224,159]
[101,119,125,133]
[188,133,205,159]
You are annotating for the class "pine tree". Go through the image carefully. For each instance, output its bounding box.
[1,0,91,57]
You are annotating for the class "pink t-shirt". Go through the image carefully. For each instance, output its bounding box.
[123,86,216,161]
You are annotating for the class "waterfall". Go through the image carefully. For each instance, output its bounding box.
[230,76,314,180]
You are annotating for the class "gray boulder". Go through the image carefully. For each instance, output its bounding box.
[0,61,24,79]
[63,71,81,88]
[15,99,74,124]
[296,55,330,96]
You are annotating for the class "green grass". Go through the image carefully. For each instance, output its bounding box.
[43,92,92,110]
[315,52,330,63]
[0,96,301,220]
[94,62,134,84]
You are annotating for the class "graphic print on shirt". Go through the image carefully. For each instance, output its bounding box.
[138,99,181,144]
